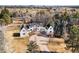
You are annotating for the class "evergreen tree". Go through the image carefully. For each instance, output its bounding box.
[0,7,12,25]
[27,41,38,53]
[54,14,64,37]
[1,7,10,17]
[66,25,79,52]
[2,14,12,25]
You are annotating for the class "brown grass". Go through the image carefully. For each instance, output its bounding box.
[4,29,29,53]
[48,38,66,53]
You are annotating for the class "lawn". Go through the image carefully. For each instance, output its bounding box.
[4,25,68,53]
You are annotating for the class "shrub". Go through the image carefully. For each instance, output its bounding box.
[13,33,20,37]
[26,41,38,53]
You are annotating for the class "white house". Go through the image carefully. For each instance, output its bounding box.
[19,23,47,37]
[20,24,29,37]
[46,26,54,36]
[20,27,27,37]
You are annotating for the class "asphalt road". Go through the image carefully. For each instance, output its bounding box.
[0,26,5,53]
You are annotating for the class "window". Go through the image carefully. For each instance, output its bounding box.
[50,31,52,33]
[30,29,32,31]
[23,33,25,35]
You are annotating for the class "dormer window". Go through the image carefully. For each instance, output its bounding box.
[23,30,25,32]
[50,31,52,33]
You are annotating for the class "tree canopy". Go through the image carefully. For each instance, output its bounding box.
[0,7,12,25]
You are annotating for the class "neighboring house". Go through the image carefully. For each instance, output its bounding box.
[46,26,54,37]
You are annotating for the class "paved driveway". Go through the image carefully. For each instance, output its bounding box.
[29,35,49,52]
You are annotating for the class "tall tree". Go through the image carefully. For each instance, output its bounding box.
[53,14,64,37]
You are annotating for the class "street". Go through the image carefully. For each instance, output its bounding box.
[0,26,5,53]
